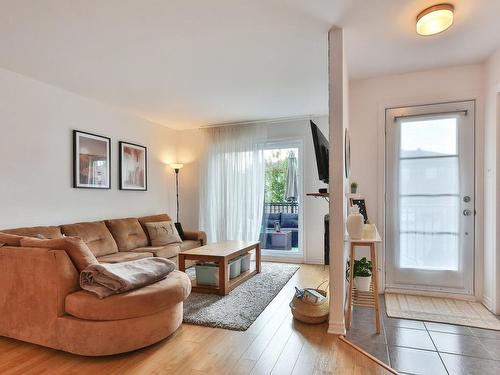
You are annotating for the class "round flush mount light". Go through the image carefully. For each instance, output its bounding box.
[416,3,454,36]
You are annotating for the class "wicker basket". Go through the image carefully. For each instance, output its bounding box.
[289,281,329,324]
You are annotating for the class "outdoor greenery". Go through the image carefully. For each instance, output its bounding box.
[264,154,287,203]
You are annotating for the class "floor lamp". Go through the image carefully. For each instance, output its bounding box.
[170,163,184,223]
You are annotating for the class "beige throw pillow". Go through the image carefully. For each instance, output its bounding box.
[145,221,182,246]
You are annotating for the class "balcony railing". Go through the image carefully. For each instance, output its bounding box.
[264,202,298,214]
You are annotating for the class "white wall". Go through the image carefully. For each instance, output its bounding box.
[176,128,208,231]
[0,67,179,228]
[349,63,485,296]
[484,49,500,313]
[176,117,329,264]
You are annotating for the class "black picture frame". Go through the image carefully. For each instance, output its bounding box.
[350,198,368,224]
[119,141,148,191]
[73,130,111,189]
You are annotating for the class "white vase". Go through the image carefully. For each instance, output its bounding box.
[354,276,372,292]
[347,205,364,240]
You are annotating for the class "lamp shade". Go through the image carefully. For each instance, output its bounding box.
[416,4,454,36]
[170,163,184,170]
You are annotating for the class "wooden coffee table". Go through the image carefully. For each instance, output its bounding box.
[178,240,261,295]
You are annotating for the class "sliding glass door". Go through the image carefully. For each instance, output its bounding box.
[386,101,475,294]
[260,141,303,260]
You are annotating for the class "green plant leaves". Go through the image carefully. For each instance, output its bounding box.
[353,257,372,277]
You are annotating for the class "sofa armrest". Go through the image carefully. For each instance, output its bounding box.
[0,246,79,343]
[183,230,207,246]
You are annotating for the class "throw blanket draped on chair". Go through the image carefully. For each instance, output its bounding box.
[80,258,176,298]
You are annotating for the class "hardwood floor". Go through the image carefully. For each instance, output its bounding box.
[0,264,394,374]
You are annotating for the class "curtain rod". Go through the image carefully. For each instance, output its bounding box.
[200,114,327,129]
[393,110,468,122]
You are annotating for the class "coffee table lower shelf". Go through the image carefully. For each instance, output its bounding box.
[178,240,261,296]
[191,268,258,295]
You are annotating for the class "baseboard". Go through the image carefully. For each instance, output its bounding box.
[261,255,304,264]
[327,320,346,335]
[385,288,477,302]
[304,258,325,265]
[482,295,495,313]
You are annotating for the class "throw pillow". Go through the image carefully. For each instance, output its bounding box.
[0,232,24,246]
[20,237,99,272]
[174,222,186,241]
[145,221,182,246]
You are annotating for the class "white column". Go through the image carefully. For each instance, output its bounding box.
[328,26,349,335]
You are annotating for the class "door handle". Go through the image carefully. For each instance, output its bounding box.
[463,209,472,216]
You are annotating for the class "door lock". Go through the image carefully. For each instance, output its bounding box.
[463,196,471,203]
[463,209,472,216]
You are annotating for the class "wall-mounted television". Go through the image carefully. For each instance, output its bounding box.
[310,120,329,184]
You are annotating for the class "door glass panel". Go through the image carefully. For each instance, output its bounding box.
[260,147,301,255]
[398,117,460,271]
[400,118,457,156]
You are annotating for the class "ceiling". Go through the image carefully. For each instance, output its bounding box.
[0,0,499,129]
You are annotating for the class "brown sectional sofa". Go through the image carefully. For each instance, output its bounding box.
[0,213,206,356]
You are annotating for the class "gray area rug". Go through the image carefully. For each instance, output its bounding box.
[183,263,299,331]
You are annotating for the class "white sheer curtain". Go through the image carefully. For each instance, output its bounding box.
[199,124,266,243]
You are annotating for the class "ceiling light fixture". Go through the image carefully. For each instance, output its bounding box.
[416,3,454,36]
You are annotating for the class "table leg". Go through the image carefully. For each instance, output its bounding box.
[255,243,261,273]
[219,258,227,295]
[178,254,186,272]
[346,243,355,330]
[371,243,381,334]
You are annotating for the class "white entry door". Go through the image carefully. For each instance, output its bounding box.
[386,101,475,295]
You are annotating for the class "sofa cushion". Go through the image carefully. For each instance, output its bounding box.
[265,213,281,229]
[97,251,153,263]
[60,221,118,257]
[174,222,186,240]
[132,244,180,259]
[65,270,191,321]
[105,218,148,251]
[280,213,298,228]
[138,214,172,243]
[183,230,207,246]
[2,226,63,239]
[0,232,24,246]
[180,240,201,252]
[20,237,98,272]
[145,221,182,246]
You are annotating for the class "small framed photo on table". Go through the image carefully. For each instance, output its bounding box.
[349,197,368,224]
[119,141,147,191]
[73,130,111,189]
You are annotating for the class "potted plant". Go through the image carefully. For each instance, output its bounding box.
[350,182,358,194]
[353,257,372,292]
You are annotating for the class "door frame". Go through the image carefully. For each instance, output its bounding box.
[261,139,305,263]
[384,100,476,295]
[374,95,484,301]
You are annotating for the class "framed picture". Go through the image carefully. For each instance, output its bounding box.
[350,197,368,224]
[119,141,147,191]
[73,130,111,189]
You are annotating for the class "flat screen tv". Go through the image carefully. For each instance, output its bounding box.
[310,120,329,184]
